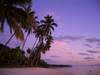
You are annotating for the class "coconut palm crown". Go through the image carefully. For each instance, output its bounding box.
[40,15,57,36]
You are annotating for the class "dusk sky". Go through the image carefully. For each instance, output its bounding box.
[0,0,100,66]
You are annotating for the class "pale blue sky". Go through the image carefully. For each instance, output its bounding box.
[0,0,100,65]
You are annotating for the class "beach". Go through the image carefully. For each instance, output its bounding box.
[0,68,73,75]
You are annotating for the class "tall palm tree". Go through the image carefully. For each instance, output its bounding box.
[32,26,45,50]
[0,0,31,53]
[0,0,31,33]
[21,4,37,50]
[40,15,58,36]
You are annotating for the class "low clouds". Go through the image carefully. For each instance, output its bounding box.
[87,60,93,61]
[79,53,89,55]
[83,44,92,48]
[98,56,100,58]
[86,37,100,43]
[47,49,63,54]
[68,51,75,56]
[97,43,100,45]
[53,36,100,49]
[84,57,94,59]
[87,50,100,53]
[44,59,58,64]
[46,11,62,20]
[51,56,61,58]
[54,35,84,41]
[52,41,66,47]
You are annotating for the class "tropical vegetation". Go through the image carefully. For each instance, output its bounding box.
[0,0,57,67]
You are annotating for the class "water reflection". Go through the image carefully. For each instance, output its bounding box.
[49,66,100,75]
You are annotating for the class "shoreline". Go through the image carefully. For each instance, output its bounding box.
[0,68,74,75]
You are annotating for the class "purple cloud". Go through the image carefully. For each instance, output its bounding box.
[86,38,100,43]
[83,44,92,48]
[54,35,84,41]
[87,50,99,53]
[97,43,100,45]
[51,56,61,58]
[79,53,89,55]
[44,59,58,64]
[84,57,94,59]
[87,60,93,61]
[98,56,100,58]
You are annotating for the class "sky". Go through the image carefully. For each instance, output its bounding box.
[0,0,100,66]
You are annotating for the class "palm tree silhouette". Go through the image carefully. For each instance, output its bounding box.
[0,0,31,53]
[31,15,58,66]
[21,4,37,50]
[40,15,57,36]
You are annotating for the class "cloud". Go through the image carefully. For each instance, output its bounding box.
[55,15,62,19]
[46,11,55,16]
[46,11,62,19]
[87,60,93,61]
[48,49,63,54]
[83,44,92,48]
[54,35,84,41]
[98,56,100,58]
[58,22,62,25]
[51,41,70,50]
[96,46,100,49]
[45,59,52,62]
[97,43,100,45]
[84,57,94,59]
[86,37,100,43]
[87,50,100,53]
[51,56,61,58]
[68,51,75,56]
[44,59,58,64]
[79,53,89,55]
[52,41,66,47]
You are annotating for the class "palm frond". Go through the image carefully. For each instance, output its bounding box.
[6,15,24,42]
[27,4,31,13]
[8,6,21,23]
[40,20,47,23]
[49,15,52,18]
[29,11,35,16]
[51,23,58,27]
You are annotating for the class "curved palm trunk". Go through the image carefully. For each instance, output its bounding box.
[0,32,15,53]
[22,33,29,50]
[33,51,41,66]
[32,38,38,50]
[6,33,15,46]
[30,40,40,57]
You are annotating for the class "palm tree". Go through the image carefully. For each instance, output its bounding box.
[40,15,58,36]
[32,26,45,50]
[0,0,31,33]
[21,4,37,50]
[43,35,54,53]
[0,0,31,53]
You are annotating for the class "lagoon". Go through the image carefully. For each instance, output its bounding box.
[49,66,100,75]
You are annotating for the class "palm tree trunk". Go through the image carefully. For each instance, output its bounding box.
[32,38,38,50]
[22,33,29,50]
[33,51,41,66]
[0,32,15,53]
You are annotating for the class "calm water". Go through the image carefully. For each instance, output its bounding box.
[49,66,100,75]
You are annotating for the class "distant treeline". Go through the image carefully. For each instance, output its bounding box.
[48,64,72,67]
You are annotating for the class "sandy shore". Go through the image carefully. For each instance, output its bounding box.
[0,68,73,75]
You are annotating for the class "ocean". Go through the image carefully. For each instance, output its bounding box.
[49,66,100,75]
